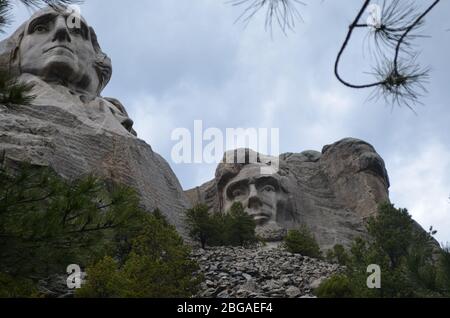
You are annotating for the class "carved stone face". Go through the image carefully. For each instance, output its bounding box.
[223,164,289,226]
[19,10,100,95]
[105,97,137,136]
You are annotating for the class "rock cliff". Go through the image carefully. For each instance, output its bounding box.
[186,138,391,250]
[0,7,190,236]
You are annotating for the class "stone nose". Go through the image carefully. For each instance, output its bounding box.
[52,17,72,43]
[121,118,134,132]
[248,184,257,197]
[247,196,262,210]
[247,184,262,210]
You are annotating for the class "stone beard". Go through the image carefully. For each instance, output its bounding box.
[0,6,136,136]
[217,154,297,242]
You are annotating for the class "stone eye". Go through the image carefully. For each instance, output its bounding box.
[69,27,82,35]
[33,24,48,33]
[262,185,276,193]
[232,189,244,198]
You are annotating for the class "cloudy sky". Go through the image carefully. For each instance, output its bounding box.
[4,0,450,244]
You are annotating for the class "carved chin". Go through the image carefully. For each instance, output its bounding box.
[44,58,78,78]
[255,222,287,242]
[37,60,93,91]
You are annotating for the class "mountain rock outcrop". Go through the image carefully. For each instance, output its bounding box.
[0,7,190,234]
[186,139,391,250]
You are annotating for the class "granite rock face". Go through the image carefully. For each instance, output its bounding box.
[0,7,190,235]
[186,138,391,250]
[193,246,342,298]
[0,95,190,235]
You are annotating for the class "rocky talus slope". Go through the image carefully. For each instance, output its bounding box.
[194,246,342,298]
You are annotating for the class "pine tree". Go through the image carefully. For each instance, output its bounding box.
[185,203,257,248]
[283,226,322,259]
[76,212,201,298]
[316,203,447,298]
[225,202,257,247]
[185,204,218,249]
[0,162,143,296]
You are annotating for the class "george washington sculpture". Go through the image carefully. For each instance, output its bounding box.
[0,6,136,135]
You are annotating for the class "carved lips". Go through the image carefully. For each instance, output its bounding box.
[245,206,273,225]
[43,45,74,55]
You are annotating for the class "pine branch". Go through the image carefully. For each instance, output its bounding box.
[18,0,82,10]
[0,0,12,32]
[334,0,440,109]
[0,0,83,34]
[230,0,442,109]
[0,71,36,106]
[229,0,306,34]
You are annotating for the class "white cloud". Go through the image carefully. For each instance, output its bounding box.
[388,141,450,245]
[129,95,176,154]
[309,88,355,114]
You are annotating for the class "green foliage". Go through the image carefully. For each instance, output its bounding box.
[0,163,169,297]
[0,164,141,281]
[0,273,38,298]
[73,256,121,298]
[326,244,350,265]
[185,204,219,249]
[316,203,449,298]
[77,213,201,298]
[366,203,415,268]
[224,202,257,247]
[0,163,201,298]
[315,275,355,298]
[185,203,257,248]
[0,71,36,106]
[436,245,450,294]
[283,226,322,259]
